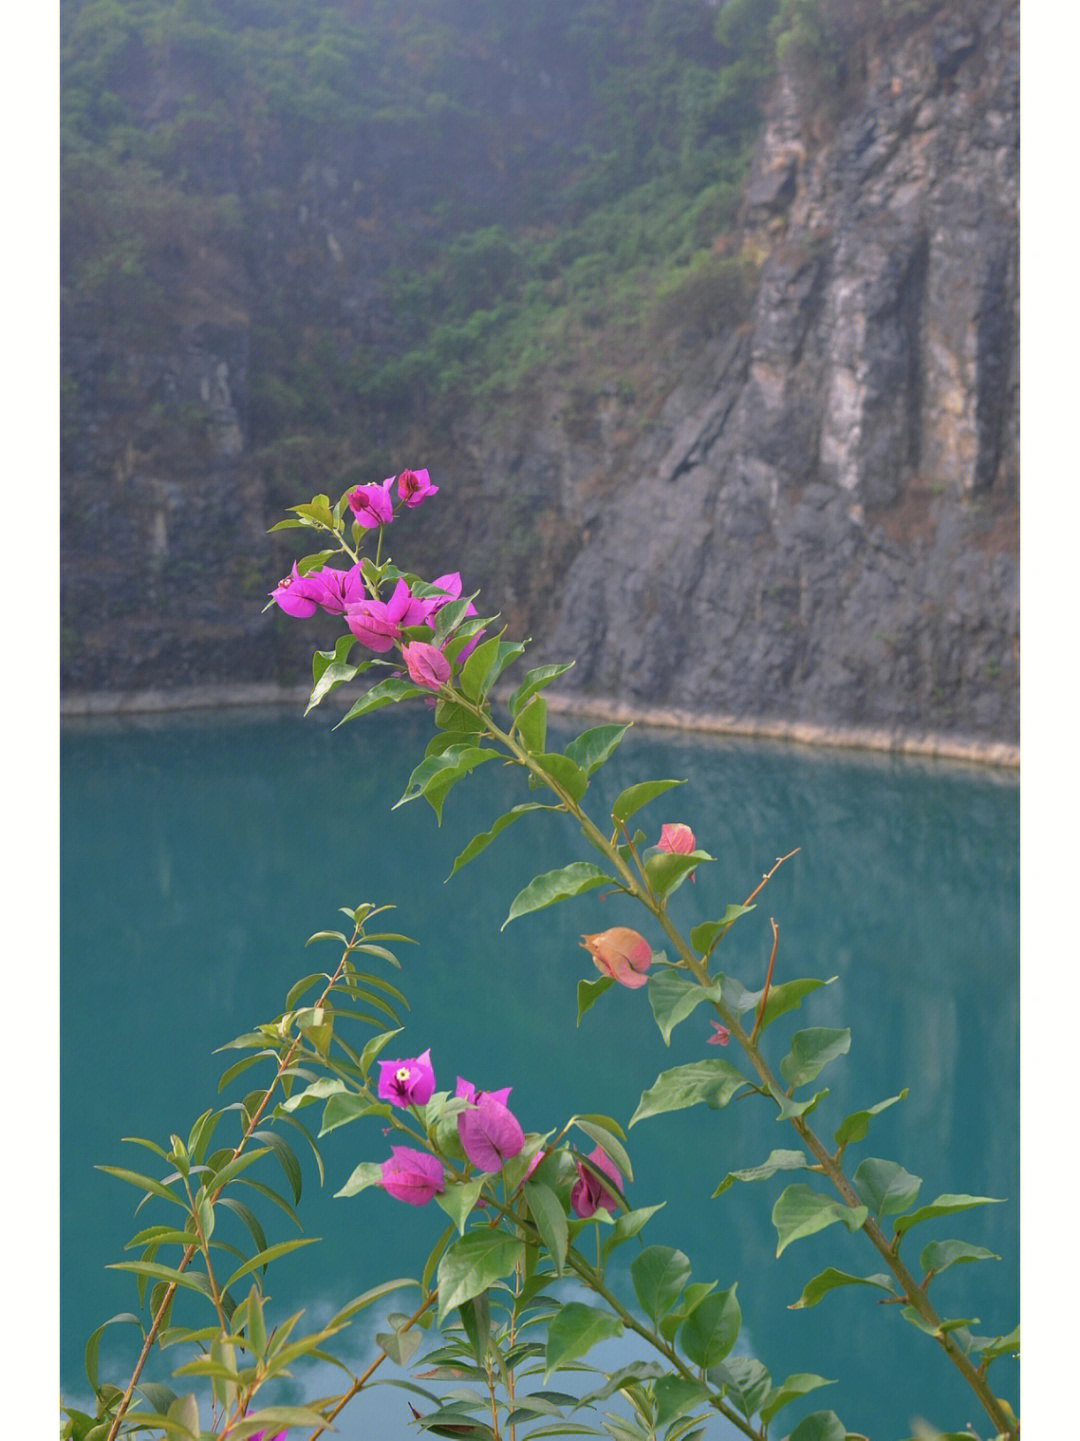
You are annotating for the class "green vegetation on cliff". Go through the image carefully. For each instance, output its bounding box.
[63,0,780,481]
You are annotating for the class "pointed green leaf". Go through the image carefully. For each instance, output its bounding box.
[524,1182,568,1275]
[968,1323,1019,1364]
[85,1313,144,1393]
[712,1149,809,1197]
[460,634,524,702]
[602,1204,666,1259]
[528,752,589,802]
[502,861,612,929]
[893,1193,1005,1235]
[919,1238,1000,1277]
[759,1377,837,1426]
[779,1028,851,1089]
[679,1284,740,1368]
[630,1059,749,1125]
[785,1411,846,1441]
[571,1116,633,1182]
[789,1268,897,1309]
[510,662,575,716]
[611,778,686,823]
[689,905,754,957]
[335,676,427,726]
[394,745,496,822]
[771,1086,830,1121]
[710,1356,771,1420]
[458,1290,492,1365]
[252,1130,302,1203]
[449,803,554,878]
[376,1324,424,1367]
[106,1261,215,1300]
[852,1158,922,1217]
[653,1375,710,1428]
[224,1237,321,1289]
[564,724,631,777]
[437,1230,526,1322]
[435,1177,486,1235]
[319,1091,386,1136]
[334,1161,384,1198]
[577,974,615,1023]
[544,1302,623,1377]
[307,638,360,712]
[360,1027,403,1078]
[515,694,548,753]
[644,849,713,898]
[95,1167,187,1209]
[834,1090,909,1147]
[648,971,722,1045]
[772,1185,868,1256]
[758,976,837,1030]
[631,1246,692,1324]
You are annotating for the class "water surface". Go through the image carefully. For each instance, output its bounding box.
[61,707,1019,1437]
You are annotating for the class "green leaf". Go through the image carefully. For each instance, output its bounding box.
[631,1246,692,1324]
[571,1116,633,1183]
[630,1059,749,1125]
[528,751,589,802]
[307,634,359,712]
[710,1356,771,1420]
[335,1161,384,1198]
[564,723,631,777]
[851,1158,923,1217]
[510,662,575,716]
[224,1237,321,1289]
[106,1261,216,1300]
[449,803,554,877]
[643,848,713,898]
[789,1268,897,1309]
[319,1091,387,1136]
[435,1177,486,1235]
[85,1313,144,1393]
[688,905,754,957]
[460,634,525,702]
[834,1090,909,1147]
[779,1028,851,1089]
[360,1027,403,1077]
[919,1238,1000,1277]
[577,974,615,1023]
[437,1230,526,1322]
[394,745,496,823]
[648,971,722,1046]
[335,676,427,726]
[785,1411,847,1441]
[95,1166,187,1209]
[772,1185,868,1256]
[759,1378,837,1426]
[252,1130,302,1203]
[893,1193,1005,1235]
[515,694,548,755]
[458,1290,492,1365]
[376,1323,424,1367]
[502,861,613,929]
[679,1284,740,1368]
[544,1302,623,1377]
[659,1281,717,1341]
[757,976,837,1030]
[653,1375,710,1428]
[611,778,686,824]
[524,1181,569,1275]
[770,1087,830,1121]
[712,1149,809,1197]
[602,1204,666,1259]
[431,594,480,640]
[969,1323,1019,1364]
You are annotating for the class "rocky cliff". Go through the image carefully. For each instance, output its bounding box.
[441,0,1019,746]
[62,0,1018,748]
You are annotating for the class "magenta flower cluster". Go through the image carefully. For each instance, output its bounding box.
[270,469,485,689]
[372,1049,529,1204]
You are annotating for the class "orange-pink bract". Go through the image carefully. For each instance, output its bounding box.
[580,926,653,988]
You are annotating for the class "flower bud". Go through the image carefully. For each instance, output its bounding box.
[580,927,653,988]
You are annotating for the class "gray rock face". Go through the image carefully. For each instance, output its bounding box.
[453,0,1018,743]
[61,0,1018,746]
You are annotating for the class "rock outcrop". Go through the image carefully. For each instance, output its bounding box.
[62,0,1019,747]
[445,0,1018,744]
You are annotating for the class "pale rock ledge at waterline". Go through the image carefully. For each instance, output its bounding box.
[59,681,1018,770]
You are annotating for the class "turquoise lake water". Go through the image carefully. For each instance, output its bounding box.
[61,707,1019,1438]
